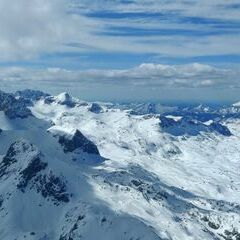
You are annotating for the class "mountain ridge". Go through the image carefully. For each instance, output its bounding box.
[0,89,239,240]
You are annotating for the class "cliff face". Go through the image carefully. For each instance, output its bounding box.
[0,91,32,119]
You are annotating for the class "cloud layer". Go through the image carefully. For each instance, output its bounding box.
[0,0,240,61]
[0,63,238,89]
[0,0,239,102]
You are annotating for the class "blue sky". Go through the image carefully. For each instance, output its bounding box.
[0,0,240,102]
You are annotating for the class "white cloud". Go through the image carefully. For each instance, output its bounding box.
[0,0,239,61]
[0,0,96,60]
[0,0,63,60]
[0,63,238,89]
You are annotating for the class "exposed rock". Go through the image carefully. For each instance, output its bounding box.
[209,122,232,136]
[89,103,103,113]
[56,92,75,107]
[15,89,50,103]
[0,144,18,178]
[58,130,100,155]
[4,105,32,119]
[0,195,3,208]
[35,172,69,203]
[0,90,32,119]
[129,103,168,115]
[208,221,220,230]
[0,91,15,110]
[159,115,177,128]
[17,156,47,191]
[0,139,42,179]
[0,139,69,203]
[159,116,232,137]
[221,229,240,240]
[0,140,29,178]
[44,92,76,107]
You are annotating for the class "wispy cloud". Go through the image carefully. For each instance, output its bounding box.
[0,0,239,102]
[0,0,239,63]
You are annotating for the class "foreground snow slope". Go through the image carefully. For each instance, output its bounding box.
[0,90,240,240]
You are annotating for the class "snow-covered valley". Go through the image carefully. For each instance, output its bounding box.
[0,89,240,240]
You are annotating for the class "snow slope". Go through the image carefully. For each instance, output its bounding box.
[0,90,240,240]
[232,101,240,108]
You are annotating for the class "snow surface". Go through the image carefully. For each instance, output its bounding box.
[232,101,240,108]
[0,91,240,240]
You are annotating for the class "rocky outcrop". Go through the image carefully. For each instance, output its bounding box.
[35,172,69,203]
[0,139,69,203]
[130,103,158,115]
[0,195,3,208]
[0,91,32,119]
[58,130,100,155]
[17,156,48,191]
[209,122,232,136]
[15,89,50,105]
[89,103,103,113]
[0,142,19,178]
[44,92,76,107]
[0,139,44,180]
[159,115,177,128]
[159,116,232,137]
[4,105,32,119]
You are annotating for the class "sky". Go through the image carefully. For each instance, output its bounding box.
[0,0,240,103]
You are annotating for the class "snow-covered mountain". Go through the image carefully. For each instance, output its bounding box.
[0,90,240,240]
[159,116,232,136]
[232,101,240,108]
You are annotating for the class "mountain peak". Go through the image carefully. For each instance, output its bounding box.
[58,129,100,155]
[44,92,76,107]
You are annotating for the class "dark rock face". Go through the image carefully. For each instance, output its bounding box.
[43,96,55,104]
[130,103,157,115]
[44,93,76,108]
[159,116,204,136]
[0,91,15,110]
[17,156,48,191]
[221,229,240,240]
[0,139,70,204]
[4,105,32,119]
[0,90,32,119]
[0,142,20,178]
[89,103,103,114]
[15,89,50,103]
[209,122,232,136]
[159,116,176,128]
[35,172,69,203]
[159,116,232,137]
[0,195,3,208]
[144,103,157,114]
[57,93,75,107]
[59,213,85,240]
[59,130,100,155]
[0,140,47,184]
[130,103,163,115]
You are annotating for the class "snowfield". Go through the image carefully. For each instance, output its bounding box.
[0,90,240,240]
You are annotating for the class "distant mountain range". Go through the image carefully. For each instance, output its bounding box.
[0,89,240,240]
